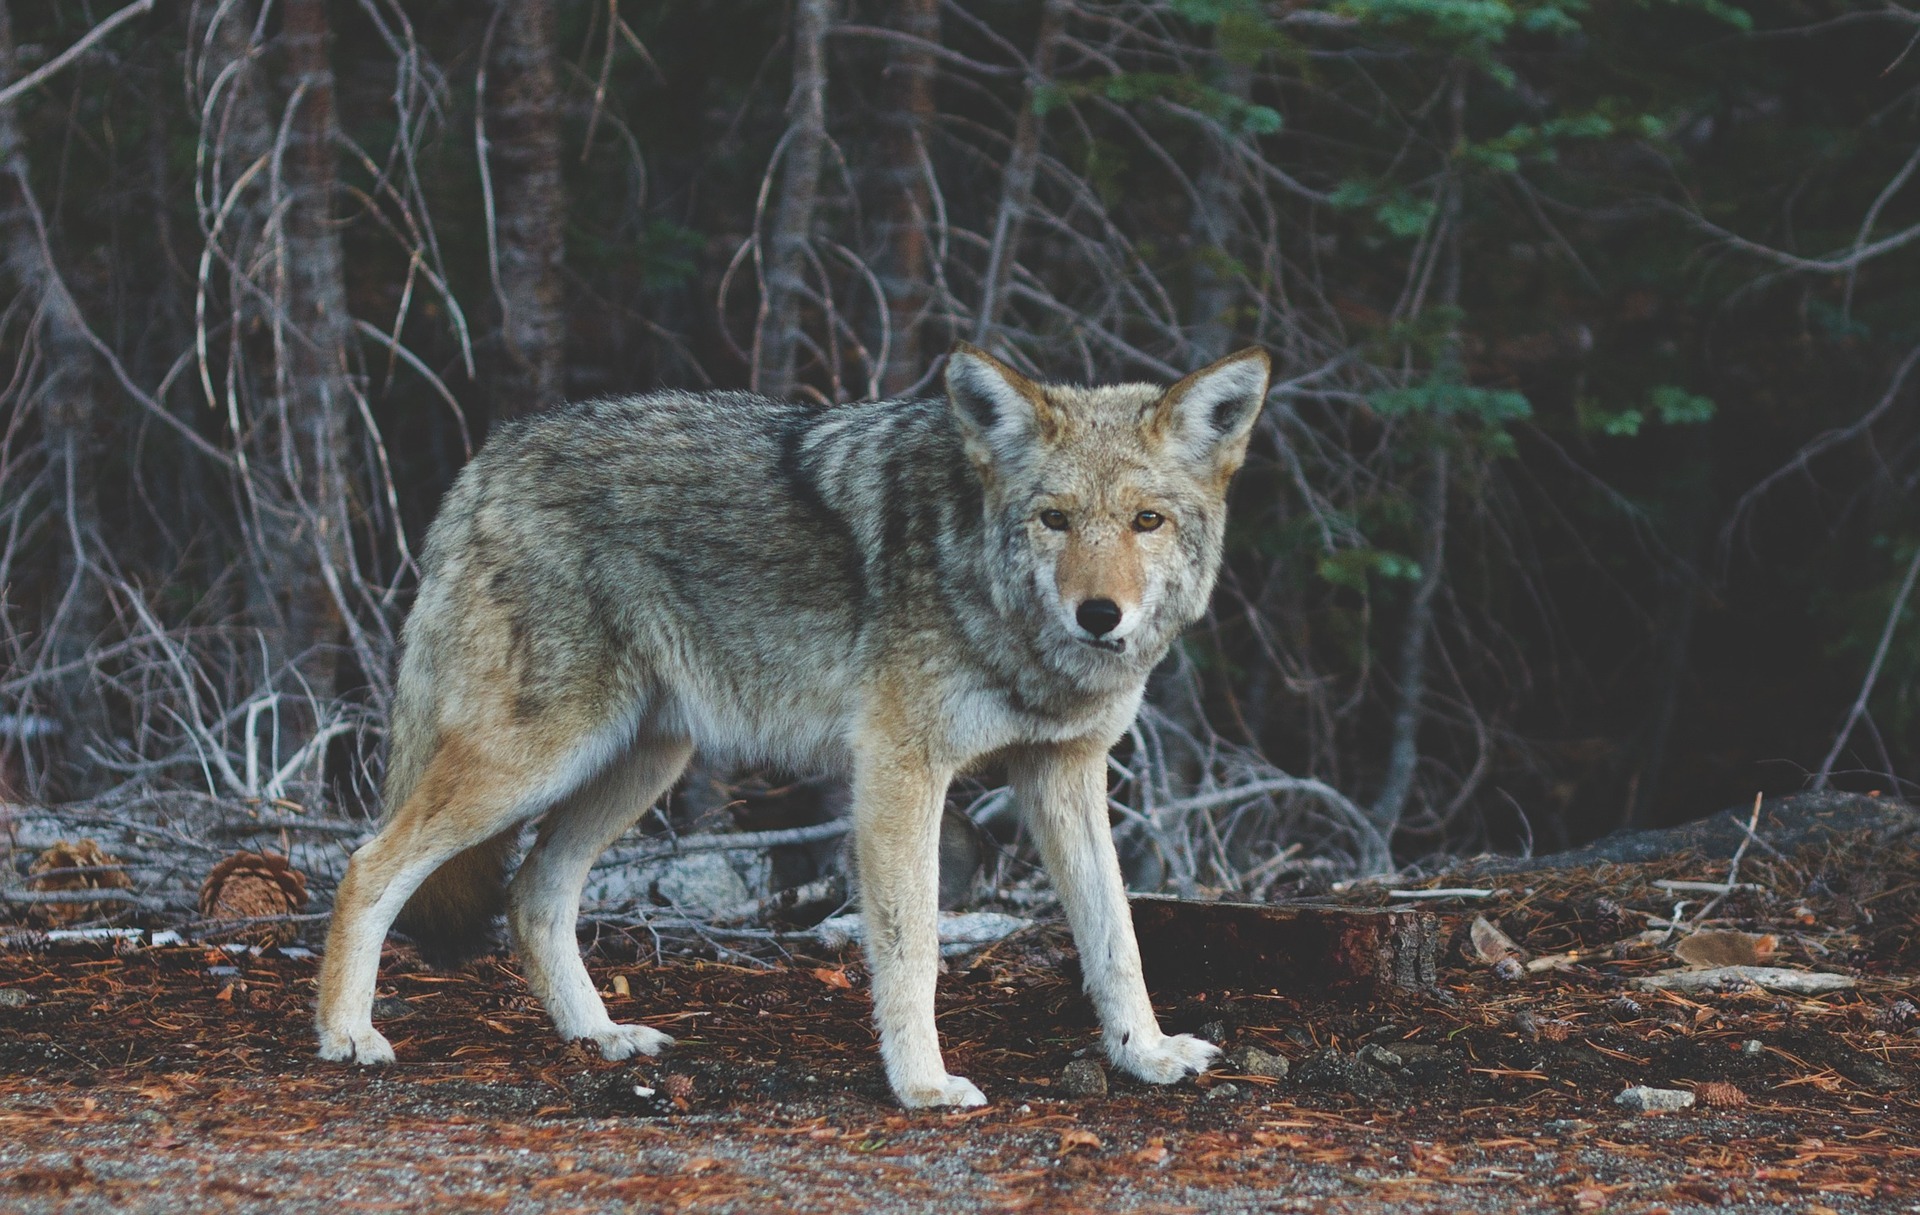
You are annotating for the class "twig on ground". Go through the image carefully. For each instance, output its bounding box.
[599,820,850,868]
[1691,793,1765,925]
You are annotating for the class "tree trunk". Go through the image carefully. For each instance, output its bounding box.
[1188,44,1251,365]
[1622,426,1714,827]
[250,0,353,716]
[1369,87,1466,840]
[0,0,108,796]
[1367,448,1448,836]
[485,0,567,419]
[972,0,1068,347]
[755,0,834,402]
[873,0,937,396]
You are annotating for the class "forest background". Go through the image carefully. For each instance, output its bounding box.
[1,0,1916,896]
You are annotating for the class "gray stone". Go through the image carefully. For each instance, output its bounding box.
[1613,1085,1695,1113]
[1741,1039,1764,1056]
[1204,1081,1242,1100]
[0,988,31,1008]
[1294,1048,1395,1098]
[649,852,753,916]
[1224,1046,1289,1080]
[1357,1043,1404,1071]
[1841,1058,1904,1092]
[1057,1059,1108,1098]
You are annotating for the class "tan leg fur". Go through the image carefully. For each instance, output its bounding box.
[1011,739,1220,1083]
[507,733,690,1060]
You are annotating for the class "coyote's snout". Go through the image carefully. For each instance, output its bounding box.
[316,343,1271,1108]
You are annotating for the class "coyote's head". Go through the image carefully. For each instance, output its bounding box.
[946,343,1271,682]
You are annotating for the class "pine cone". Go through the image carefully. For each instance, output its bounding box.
[199,851,308,943]
[1589,896,1628,940]
[1693,1081,1748,1108]
[1871,999,1917,1033]
[661,1073,696,1102]
[25,839,134,926]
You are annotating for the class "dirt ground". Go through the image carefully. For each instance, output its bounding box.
[3,830,1919,1214]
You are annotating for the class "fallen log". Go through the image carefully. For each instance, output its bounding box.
[1445,791,1914,878]
[1130,895,1445,999]
[1633,965,1858,995]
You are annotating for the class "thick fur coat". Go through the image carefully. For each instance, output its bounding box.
[316,344,1271,1107]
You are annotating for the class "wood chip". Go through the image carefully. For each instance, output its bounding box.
[1468,914,1526,966]
[1673,929,1776,968]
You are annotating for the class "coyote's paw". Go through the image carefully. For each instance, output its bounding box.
[895,1073,989,1109]
[1111,1031,1219,1085]
[581,1023,674,1061]
[317,1024,396,1066]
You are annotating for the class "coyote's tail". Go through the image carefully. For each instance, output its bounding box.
[392,830,517,968]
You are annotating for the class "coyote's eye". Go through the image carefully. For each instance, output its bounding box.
[1133,510,1165,532]
[1039,509,1070,531]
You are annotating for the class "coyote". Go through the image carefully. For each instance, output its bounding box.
[316,344,1271,1107]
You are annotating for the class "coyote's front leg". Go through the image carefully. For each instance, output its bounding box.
[1012,740,1220,1085]
[850,734,984,1109]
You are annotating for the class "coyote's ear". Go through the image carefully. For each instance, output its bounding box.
[945,343,1057,468]
[1146,347,1271,476]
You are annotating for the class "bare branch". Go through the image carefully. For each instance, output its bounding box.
[0,0,154,109]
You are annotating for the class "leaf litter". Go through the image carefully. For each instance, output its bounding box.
[0,827,1916,1212]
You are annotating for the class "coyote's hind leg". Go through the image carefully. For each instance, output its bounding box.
[507,732,692,1060]
[317,732,606,1065]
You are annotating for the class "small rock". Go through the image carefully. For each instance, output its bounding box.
[1391,1042,1446,1063]
[0,988,31,1008]
[1492,957,1525,982]
[651,852,753,917]
[1294,1048,1394,1098]
[1204,1081,1242,1101]
[1058,1059,1108,1098]
[1196,1020,1228,1046]
[1842,1059,1903,1092]
[370,996,412,1020]
[1614,1085,1695,1113]
[1223,1046,1289,1080]
[1357,1043,1404,1071]
[1543,1119,1594,1134]
[1740,1039,1764,1056]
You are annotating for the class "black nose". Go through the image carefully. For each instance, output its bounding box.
[1076,598,1122,637]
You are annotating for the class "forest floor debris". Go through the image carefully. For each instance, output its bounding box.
[1,825,1919,1212]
